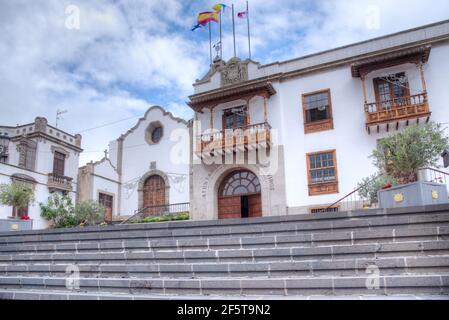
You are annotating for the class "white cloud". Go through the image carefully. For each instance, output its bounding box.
[0,0,448,166]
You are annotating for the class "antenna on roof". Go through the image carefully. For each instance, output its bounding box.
[56,109,68,128]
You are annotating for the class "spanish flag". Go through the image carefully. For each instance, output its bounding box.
[197,11,219,25]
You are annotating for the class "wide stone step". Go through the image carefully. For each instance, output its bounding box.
[2,288,448,300]
[0,226,446,255]
[1,207,449,245]
[1,274,448,296]
[2,256,449,278]
[1,240,448,264]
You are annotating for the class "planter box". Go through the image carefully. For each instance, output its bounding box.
[0,218,33,232]
[378,181,449,209]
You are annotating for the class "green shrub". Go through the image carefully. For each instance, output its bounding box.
[75,200,105,226]
[357,174,399,204]
[40,195,105,228]
[40,194,78,228]
[0,183,35,216]
[130,213,189,224]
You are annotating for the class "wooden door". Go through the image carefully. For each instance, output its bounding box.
[248,194,262,218]
[99,193,113,222]
[143,175,166,215]
[218,196,241,220]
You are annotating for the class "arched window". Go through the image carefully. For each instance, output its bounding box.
[220,170,261,197]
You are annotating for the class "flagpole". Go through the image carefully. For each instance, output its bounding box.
[232,4,236,57]
[247,1,251,60]
[219,11,222,59]
[209,21,212,64]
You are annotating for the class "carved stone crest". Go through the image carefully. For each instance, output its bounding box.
[220,58,248,86]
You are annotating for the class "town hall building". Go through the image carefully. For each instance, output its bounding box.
[188,20,449,221]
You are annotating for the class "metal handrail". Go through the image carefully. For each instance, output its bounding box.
[320,173,384,213]
[120,202,190,224]
[419,167,449,177]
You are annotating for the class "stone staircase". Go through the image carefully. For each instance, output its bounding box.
[1,205,449,300]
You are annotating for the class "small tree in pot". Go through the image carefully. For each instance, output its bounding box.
[371,123,449,208]
[372,123,448,184]
[0,183,35,218]
[357,123,449,208]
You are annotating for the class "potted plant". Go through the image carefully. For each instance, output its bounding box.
[371,123,449,208]
[0,183,35,218]
[357,174,399,207]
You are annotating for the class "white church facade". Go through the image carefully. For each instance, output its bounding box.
[77,106,190,220]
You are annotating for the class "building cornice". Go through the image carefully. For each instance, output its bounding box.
[192,19,449,94]
[10,132,83,153]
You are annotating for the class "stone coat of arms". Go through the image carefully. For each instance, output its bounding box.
[221,58,248,86]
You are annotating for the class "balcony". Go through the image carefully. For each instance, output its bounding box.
[196,122,271,157]
[47,173,73,192]
[364,92,431,134]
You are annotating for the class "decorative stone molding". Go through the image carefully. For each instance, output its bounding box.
[145,121,164,145]
[74,134,82,147]
[221,58,248,86]
[10,173,37,189]
[202,165,272,220]
[47,173,73,193]
[137,170,170,210]
[119,106,188,143]
[51,146,70,158]
[34,117,48,133]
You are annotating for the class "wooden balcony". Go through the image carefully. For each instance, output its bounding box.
[196,122,271,157]
[47,173,73,192]
[364,92,431,134]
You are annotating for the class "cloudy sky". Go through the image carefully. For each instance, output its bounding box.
[1,0,449,165]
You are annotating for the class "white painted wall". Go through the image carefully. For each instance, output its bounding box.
[90,159,120,215]
[118,107,190,215]
[85,107,190,217]
[193,42,449,213]
[279,44,449,209]
[0,138,80,229]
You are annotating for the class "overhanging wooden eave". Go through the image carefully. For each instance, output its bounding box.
[188,81,277,111]
[351,45,432,78]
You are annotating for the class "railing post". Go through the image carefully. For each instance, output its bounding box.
[361,76,368,105]
[419,62,427,93]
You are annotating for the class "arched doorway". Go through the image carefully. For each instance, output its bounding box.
[218,170,262,219]
[143,175,166,215]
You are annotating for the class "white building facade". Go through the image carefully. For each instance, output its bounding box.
[78,106,190,220]
[188,20,449,220]
[0,117,82,229]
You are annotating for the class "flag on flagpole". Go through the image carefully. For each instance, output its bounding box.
[237,10,248,19]
[212,4,227,13]
[191,24,203,31]
[197,11,219,25]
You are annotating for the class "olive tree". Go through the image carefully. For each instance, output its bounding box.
[372,123,449,184]
[0,183,35,217]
